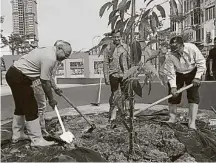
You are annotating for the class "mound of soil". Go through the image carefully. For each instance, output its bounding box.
[1,110,216,162]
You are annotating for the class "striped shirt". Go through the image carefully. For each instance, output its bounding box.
[164,43,206,88]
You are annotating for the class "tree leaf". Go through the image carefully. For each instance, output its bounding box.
[143,47,159,62]
[149,15,157,34]
[146,0,154,7]
[123,66,140,80]
[152,11,159,27]
[125,0,131,12]
[99,2,112,17]
[109,10,118,24]
[120,10,124,20]
[115,19,124,31]
[141,9,151,20]
[132,79,142,97]
[156,4,166,18]
[98,44,108,57]
[142,62,163,85]
[109,15,119,29]
[97,36,112,47]
[139,18,151,40]
[113,0,119,10]
[131,41,142,65]
[170,0,178,15]
[124,15,138,35]
[118,0,127,11]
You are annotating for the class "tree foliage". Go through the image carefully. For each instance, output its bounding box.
[0,34,35,55]
[98,0,173,159]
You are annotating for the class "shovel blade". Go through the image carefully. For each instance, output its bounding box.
[60,131,75,144]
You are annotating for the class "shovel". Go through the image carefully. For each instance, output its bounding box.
[91,71,102,106]
[134,84,193,116]
[61,94,96,133]
[54,105,75,143]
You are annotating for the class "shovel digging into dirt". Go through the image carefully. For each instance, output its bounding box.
[61,94,96,134]
[54,105,75,144]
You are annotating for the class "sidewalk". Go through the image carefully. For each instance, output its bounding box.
[0,83,86,96]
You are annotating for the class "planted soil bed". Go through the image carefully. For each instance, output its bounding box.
[1,109,216,162]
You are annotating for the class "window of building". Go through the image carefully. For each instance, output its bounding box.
[184,1,187,13]
[205,9,208,21]
[70,60,84,75]
[191,14,194,25]
[94,61,103,74]
[201,28,204,40]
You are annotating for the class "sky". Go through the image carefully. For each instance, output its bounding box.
[1,0,170,52]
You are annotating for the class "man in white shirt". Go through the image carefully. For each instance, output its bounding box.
[6,41,72,146]
[164,36,206,130]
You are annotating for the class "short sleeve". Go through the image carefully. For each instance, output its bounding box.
[40,59,55,80]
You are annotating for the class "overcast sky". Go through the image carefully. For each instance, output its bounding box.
[1,0,170,51]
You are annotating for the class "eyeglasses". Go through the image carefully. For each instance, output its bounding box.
[61,48,70,59]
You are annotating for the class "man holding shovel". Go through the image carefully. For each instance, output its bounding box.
[164,36,206,129]
[6,40,72,146]
[32,40,64,137]
[103,30,130,128]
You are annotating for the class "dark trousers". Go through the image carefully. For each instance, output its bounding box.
[168,68,200,104]
[108,75,126,119]
[6,66,38,121]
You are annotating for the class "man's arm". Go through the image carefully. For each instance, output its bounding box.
[208,50,213,75]
[50,62,59,90]
[103,47,110,84]
[40,79,54,101]
[164,55,177,88]
[40,60,57,108]
[192,44,206,79]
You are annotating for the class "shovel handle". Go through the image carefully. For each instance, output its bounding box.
[134,84,193,116]
[97,73,102,104]
[61,94,93,126]
[54,105,66,133]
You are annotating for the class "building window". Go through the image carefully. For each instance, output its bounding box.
[201,28,204,41]
[94,61,103,74]
[70,60,84,75]
[205,9,208,21]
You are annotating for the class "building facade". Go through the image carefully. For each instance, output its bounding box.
[170,0,215,57]
[11,0,38,45]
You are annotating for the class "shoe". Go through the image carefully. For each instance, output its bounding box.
[26,118,55,147]
[12,115,30,143]
[110,120,117,129]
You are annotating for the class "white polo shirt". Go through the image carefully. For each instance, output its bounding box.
[164,43,206,88]
[14,46,57,81]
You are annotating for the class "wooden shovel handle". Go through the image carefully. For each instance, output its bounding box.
[54,105,66,133]
[134,84,193,116]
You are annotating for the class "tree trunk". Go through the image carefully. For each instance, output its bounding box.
[128,83,135,160]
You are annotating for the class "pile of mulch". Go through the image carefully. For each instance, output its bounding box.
[1,109,216,162]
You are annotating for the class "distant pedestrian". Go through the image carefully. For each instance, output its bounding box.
[6,40,72,146]
[164,36,206,130]
[206,37,216,80]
